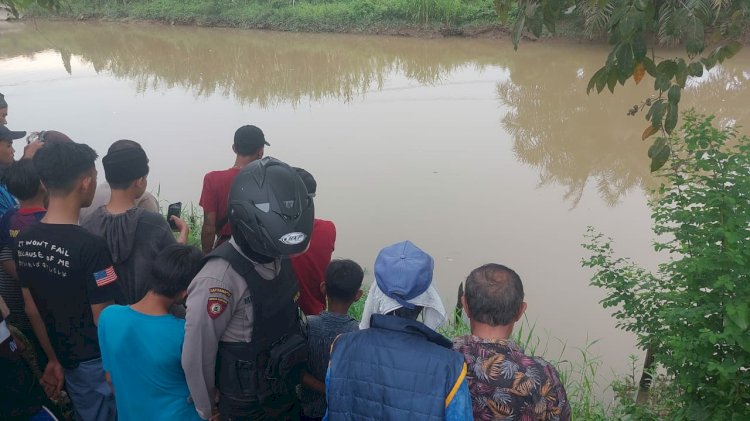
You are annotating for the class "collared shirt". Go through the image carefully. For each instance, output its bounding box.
[453,335,571,421]
[182,239,280,420]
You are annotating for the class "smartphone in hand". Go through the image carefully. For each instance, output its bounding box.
[167,202,182,231]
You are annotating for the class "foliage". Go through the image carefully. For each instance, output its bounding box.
[582,111,750,418]
[1,0,58,17]
[495,0,748,170]
[25,0,499,28]
[610,355,680,419]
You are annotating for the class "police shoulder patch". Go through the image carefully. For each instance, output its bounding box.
[209,287,232,297]
[207,297,228,319]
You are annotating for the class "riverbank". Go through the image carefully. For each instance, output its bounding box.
[21,0,581,39]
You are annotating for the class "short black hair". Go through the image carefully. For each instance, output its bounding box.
[149,244,204,298]
[2,159,42,201]
[33,141,97,194]
[106,140,147,190]
[464,264,524,326]
[325,259,364,302]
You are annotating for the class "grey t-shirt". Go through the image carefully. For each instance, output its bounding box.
[301,311,359,418]
[81,206,175,304]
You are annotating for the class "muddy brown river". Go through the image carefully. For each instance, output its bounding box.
[2,21,748,392]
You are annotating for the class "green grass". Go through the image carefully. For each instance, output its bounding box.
[29,0,502,32]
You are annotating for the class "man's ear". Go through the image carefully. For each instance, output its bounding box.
[81,174,94,194]
[232,144,237,154]
[461,295,471,319]
[354,289,363,301]
[320,282,326,296]
[515,302,528,322]
[135,176,147,189]
[254,147,264,160]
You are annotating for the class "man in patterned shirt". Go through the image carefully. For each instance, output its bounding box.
[453,264,571,421]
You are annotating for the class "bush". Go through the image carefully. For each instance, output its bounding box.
[583,111,750,419]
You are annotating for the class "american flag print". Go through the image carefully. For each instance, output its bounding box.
[94,266,118,287]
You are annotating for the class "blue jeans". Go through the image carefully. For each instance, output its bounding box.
[64,358,116,421]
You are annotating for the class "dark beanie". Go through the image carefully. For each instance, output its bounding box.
[102,147,149,185]
[0,94,7,109]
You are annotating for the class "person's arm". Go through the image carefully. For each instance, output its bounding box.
[302,371,326,394]
[183,275,236,420]
[22,287,64,399]
[199,174,218,253]
[201,212,217,253]
[171,216,190,245]
[444,363,473,421]
[91,302,114,326]
[85,241,122,323]
[0,247,17,280]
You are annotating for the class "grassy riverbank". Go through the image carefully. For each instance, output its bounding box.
[26,0,513,36]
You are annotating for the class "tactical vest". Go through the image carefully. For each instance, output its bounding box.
[205,243,307,402]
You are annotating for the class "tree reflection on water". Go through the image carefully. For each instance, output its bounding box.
[1,22,747,206]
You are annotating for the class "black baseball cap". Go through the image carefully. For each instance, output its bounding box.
[0,125,26,142]
[294,167,317,197]
[234,125,270,155]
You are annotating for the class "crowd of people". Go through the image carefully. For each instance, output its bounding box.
[0,92,571,421]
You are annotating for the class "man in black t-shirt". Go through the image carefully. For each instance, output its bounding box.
[17,141,120,421]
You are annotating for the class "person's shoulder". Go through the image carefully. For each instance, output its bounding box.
[99,304,130,324]
[138,210,170,229]
[204,168,235,180]
[452,335,474,350]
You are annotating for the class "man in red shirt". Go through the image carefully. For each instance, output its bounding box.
[291,168,337,315]
[199,125,268,253]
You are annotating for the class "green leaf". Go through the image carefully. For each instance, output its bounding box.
[685,17,706,57]
[656,59,678,80]
[631,35,647,60]
[675,59,688,87]
[607,68,618,93]
[668,85,681,104]
[648,138,670,171]
[616,43,634,77]
[649,100,665,128]
[643,56,657,77]
[721,41,743,61]
[664,102,679,134]
[654,73,671,91]
[587,67,607,94]
[688,62,704,77]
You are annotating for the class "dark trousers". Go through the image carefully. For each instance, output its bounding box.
[219,393,300,421]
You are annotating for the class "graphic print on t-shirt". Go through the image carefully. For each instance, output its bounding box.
[16,240,73,278]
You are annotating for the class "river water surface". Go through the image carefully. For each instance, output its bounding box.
[2,21,749,391]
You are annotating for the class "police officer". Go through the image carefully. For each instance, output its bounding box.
[183,157,314,420]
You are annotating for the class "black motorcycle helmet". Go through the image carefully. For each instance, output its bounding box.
[228,157,314,259]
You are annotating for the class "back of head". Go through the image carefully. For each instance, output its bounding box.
[464,263,524,326]
[0,93,7,109]
[234,125,268,156]
[228,157,314,259]
[33,141,98,195]
[149,244,204,298]
[102,139,149,190]
[293,167,317,196]
[2,159,42,201]
[325,259,364,302]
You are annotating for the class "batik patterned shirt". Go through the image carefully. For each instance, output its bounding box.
[453,335,571,421]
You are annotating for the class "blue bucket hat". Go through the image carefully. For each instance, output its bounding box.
[374,240,434,310]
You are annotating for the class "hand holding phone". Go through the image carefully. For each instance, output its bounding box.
[167,202,182,231]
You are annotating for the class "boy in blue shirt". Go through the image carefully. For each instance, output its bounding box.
[300,259,364,421]
[98,244,204,421]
